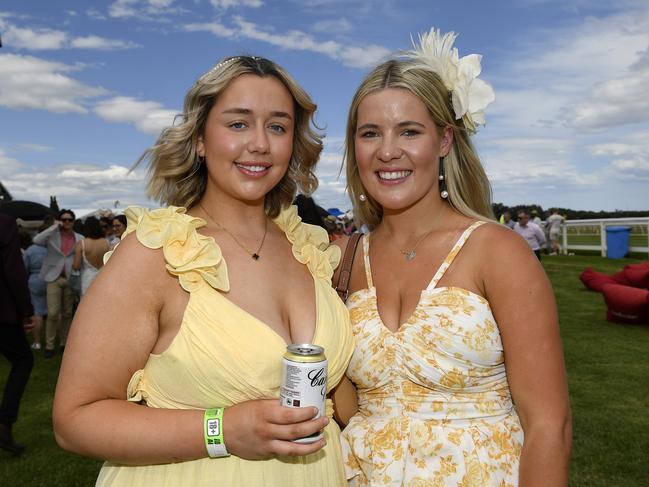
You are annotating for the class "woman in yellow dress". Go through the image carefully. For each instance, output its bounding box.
[53,56,353,486]
[333,30,572,486]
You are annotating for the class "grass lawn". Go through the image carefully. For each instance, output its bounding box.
[1,254,648,485]
[0,350,102,485]
[543,254,649,486]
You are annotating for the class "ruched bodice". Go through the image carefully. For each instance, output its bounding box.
[97,206,354,487]
[341,222,523,486]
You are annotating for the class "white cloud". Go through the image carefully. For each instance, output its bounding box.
[315,150,344,179]
[210,0,263,8]
[94,96,178,135]
[337,45,390,68]
[12,143,54,153]
[565,55,649,130]
[2,163,151,212]
[612,158,649,174]
[108,0,186,19]
[184,21,236,37]
[477,4,649,208]
[495,8,649,132]
[482,136,602,188]
[591,142,646,158]
[590,138,649,180]
[183,16,390,69]
[60,164,142,181]
[0,148,22,175]
[312,18,352,34]
[3,25,67,50]
[2,22,139,50]
[0,150,150,210]
[108,0,139,18]
[312,138,349,209]
[69,35,139,50]
[508,14,649,87]
[86,8,108,20]
[0,54,107,113]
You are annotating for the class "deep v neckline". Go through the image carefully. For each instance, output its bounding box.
[197,221,321,347]
[213,271,321,347]
[364,221,486,333]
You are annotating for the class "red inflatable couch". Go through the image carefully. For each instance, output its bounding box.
[580,262,649,324]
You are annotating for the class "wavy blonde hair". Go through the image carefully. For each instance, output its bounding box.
[345,60,494,229]
[138,56,322,218]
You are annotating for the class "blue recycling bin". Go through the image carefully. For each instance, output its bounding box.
[605,226,631,259]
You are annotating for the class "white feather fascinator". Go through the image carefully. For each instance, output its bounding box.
[402,28,495,133]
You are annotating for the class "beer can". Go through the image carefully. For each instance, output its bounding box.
[280,344,328,443]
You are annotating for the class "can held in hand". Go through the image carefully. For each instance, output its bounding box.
[280,344,328,443]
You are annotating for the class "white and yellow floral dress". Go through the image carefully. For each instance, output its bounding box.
[341,222,523,487]
[96,205,354,487]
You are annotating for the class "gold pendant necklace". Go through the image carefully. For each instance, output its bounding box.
[394,210,444,261]
[199,203,267,261]
[399,227,435,261]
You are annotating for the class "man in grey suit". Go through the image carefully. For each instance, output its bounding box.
[33,209,83,358]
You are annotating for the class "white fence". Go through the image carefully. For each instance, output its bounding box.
[561,217,649,258]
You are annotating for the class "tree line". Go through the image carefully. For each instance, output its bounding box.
[492,202,648,220]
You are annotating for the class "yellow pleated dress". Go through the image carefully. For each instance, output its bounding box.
[96,205,354,487]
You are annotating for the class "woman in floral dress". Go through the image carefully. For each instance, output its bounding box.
[333,29,572,486]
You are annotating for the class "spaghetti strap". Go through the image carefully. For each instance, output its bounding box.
[426,221,487,291]
[362,234,374,288]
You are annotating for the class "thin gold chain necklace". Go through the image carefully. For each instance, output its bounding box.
[389,211,443,261]
[199,203,268,261]
[399,228,435,261]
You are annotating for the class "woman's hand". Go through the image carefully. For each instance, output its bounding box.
[223,399,328,459]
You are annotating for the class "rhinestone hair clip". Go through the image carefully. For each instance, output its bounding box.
[202,55,262,78]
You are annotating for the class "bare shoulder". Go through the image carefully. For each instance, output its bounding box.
[98,232,171,305]
[462,221,544,289]
[470,221,531,260]
[468,222,551,305]
[106,232,165,272]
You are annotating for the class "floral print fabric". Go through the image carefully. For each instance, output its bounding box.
[341,222,523,486]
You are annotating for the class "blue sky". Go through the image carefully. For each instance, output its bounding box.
[1,0,648,216]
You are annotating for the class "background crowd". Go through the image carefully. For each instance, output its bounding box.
[500,207,565,259]
[18,211,127,356]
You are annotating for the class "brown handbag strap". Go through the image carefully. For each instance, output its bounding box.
[335,232,362,302]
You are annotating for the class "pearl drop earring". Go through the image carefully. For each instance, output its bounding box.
[439,157,448,199]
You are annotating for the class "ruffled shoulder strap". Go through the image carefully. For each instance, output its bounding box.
[273,205,341,283]
[104,206,229,293]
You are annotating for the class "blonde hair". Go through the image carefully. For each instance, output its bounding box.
[344,60,494,229]
[138,56,322,218]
